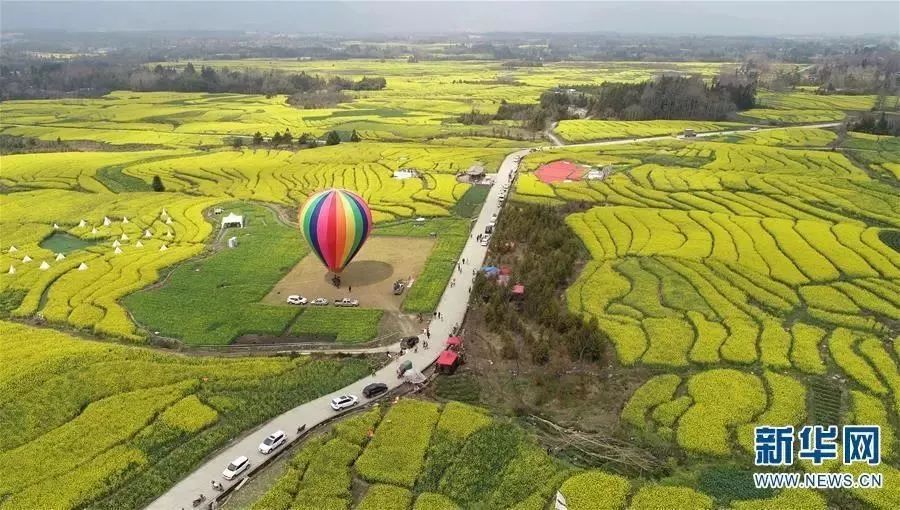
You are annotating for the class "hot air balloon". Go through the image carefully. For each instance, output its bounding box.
[299,188,372,274]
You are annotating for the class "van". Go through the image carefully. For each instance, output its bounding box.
[485,223,494,234]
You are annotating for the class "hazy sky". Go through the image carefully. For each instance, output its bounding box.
[2,1,898,36]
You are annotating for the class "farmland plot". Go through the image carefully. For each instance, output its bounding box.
[517,127,899,508]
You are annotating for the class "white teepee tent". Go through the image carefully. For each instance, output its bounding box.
[114,247,123,255]
[7,265,15,274]
[112,240,121,248]
[22,255,32,263]
[55,253,66,261]
[165,217,173,225]
[78,262,88,271]
[39,261,50,270]
[53,223,60,230]
[91,227,98,234]
[78,219,87,228]
[122,216,130,224]
[121,233,129,241]
[135,240,144,248]
[144,229,153,238]
[103,216,112,226]
[8,246,17,253]
[159,244,168,251]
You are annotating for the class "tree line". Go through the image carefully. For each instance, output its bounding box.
[237,129,359,148]
[561,75,757,121]
[459,74,758,131]
[0,60,386,100]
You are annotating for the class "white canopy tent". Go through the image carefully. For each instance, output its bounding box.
[222,213,244,228]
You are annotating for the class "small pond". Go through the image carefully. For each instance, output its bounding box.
[39,232,98,254]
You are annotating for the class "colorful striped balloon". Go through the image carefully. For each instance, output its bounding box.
[298,188,373,273]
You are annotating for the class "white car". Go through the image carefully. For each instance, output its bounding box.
[750,127,759,131]
[330,394,359,411]
[310,297,329,306]
[481,235,491,247]
[286,295,307,305]
[223,456,250,480]
[334,298,359,307]
[259,430,286,454]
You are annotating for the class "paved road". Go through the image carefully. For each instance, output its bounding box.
[147,148,529,510]
[147,121,840,509]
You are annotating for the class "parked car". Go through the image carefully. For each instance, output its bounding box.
[259,430,286,454]
[363,382,389,398]
[334,298,359,307]
[286,295,307,305]
[401,336,419,349]
[481,234,492,247]
[484,223,494,234]
[750,127,759,131]
[310,297,329,306]
[222,456,250,480]
[392,280,406,295]
[330,394,359,411]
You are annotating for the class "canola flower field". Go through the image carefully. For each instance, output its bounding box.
[0,321,372,510]
[514,126,900,509]
[250,398,829,510]
[1,56,898,510]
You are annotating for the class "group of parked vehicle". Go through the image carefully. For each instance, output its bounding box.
[286,295,359,307]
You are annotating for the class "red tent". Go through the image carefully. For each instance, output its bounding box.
[499,266,512,276]
[512,284,525,295]
[436,350,461,374]
[446,336,463,350]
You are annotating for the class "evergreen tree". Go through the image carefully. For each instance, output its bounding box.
[151,175,165,192]
[350,130,361,142]
[326,131,342,146]
[252,131,264,145]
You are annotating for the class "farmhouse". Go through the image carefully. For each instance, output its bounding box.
[222,213,244,228]
[465,163,486,182]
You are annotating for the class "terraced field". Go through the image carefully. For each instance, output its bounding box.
[0,60,729,148]
[0,321,372,510]
[515,126,900,508]
[0,142,504,342]
[554,119,750,143]
[249,398,825,510]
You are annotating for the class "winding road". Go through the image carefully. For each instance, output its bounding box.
[146,122,840,509]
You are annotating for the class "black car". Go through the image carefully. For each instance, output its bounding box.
[363,382,388,398]
[400,336,419,349]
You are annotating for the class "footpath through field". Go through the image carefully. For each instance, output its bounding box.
[146,121,839,510]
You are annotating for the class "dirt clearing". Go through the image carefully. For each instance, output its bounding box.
[263,236,435,312]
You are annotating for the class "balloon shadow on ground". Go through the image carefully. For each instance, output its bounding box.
[324,260,394,286]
